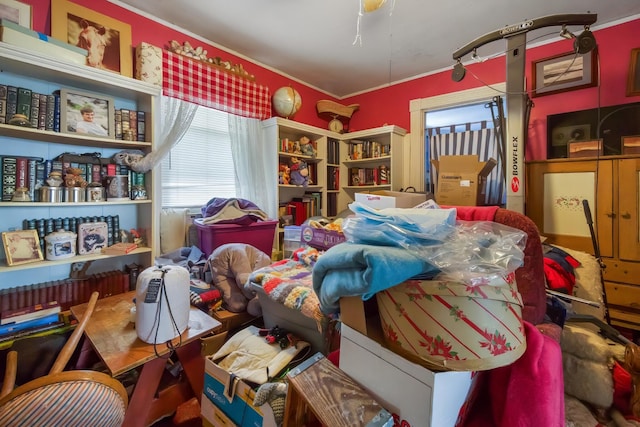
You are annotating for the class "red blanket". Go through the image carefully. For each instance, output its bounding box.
[457,321,564,426]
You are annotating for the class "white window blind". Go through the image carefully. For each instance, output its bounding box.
[161,106,237,208]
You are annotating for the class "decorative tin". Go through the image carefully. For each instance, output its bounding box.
[40,186,64,203]
[64,187,86,203]
[103,175,130,201]
[86,184,106,202]
[44,229,77,260]
[77,222,108,255]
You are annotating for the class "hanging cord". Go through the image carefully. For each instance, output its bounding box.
[152,267,184,359]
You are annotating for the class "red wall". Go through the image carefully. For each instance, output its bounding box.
[23,0,338,128]
[23,1,640,160]
[345,18,640,160]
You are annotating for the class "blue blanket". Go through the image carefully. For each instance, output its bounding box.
[312,242,439,315]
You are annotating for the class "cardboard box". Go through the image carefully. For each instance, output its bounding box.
[202,395,238,427]
[0,19,88,65]
[355,190,428,210]
[431,155,496,206]
[568,139,603,158]
[202,332,276,427]
[211,309,256,333]
[339,305,472,427]
[300,224,346,250]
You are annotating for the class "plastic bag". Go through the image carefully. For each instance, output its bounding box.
[343,202,527,286]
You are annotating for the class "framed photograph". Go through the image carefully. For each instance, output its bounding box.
[568,139,603,158]
[0,0,31,29]
[50,0,132,77]
[626,48,640,97]
[532,49,598,97]
[59,88,115,139]
[2,230,43,266]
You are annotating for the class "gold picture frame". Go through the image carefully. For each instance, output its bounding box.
[626,48,640,97]
[532,49,598,97]
[0,0,31,28]
[2,230,43,266]
[50,0,132,77]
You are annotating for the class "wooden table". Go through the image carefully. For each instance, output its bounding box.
[71,291,221,427]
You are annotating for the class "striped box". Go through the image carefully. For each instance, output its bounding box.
[376,276,526,372]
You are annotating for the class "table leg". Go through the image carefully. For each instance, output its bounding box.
[122,356,166,427]
[176,339,205,401]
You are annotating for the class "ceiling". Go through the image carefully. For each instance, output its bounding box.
[112,0,640,98]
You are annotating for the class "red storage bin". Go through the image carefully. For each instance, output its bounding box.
[194,219,278,258]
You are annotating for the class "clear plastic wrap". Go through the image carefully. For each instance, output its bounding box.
[343,203,527,286]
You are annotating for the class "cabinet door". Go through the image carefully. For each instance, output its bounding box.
[618,158,640,261]
[526,159,613,256]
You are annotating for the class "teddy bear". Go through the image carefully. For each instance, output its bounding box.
[206,243,272,315]
[289,157,309,186]
[64,167,88,188]
[298,136,316,157]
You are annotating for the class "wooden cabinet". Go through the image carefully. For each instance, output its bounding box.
[0,43,160,290]
[337,125,406,210]
[527,156,640,329]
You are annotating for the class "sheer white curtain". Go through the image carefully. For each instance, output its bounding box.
[149,96,198,203]
[228,115,277,218]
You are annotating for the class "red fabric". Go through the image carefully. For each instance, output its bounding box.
[613,360,633,415]
[457,321,564,427]
[543,258,576,294]
[162,51,272,120]
[446,205,500,221]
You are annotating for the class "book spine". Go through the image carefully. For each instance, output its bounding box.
[38,93,47,130]
[137,111,146,141]
[1,301,60,325]
[27,158,38,201]
[0,84,6,124]
[5,86,18,122]
[129,110,137,140]
[114,109,123,140]
[16,87,32,121]
[0,313,60,336]
[53,93,61,133]
[2,156,17,201]
[45,94,56,131]
[30,92,40,128]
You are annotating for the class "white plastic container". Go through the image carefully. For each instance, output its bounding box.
[135,265,190,344]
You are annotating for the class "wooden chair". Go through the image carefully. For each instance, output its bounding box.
[0,292,128,427]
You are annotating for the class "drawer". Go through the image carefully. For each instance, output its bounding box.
[604,281,640,311]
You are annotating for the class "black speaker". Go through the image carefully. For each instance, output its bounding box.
[574,30,596,54]
[451,62,466,82]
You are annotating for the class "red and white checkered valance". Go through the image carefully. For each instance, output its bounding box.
[162,50,271,120]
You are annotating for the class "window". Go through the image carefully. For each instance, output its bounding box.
[161,106,237,208]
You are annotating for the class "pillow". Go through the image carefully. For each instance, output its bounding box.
[160,208,189,254]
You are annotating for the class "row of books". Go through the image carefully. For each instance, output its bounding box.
[327,165,340,191]
[283,192,322,226]
[0,154,145,202]
[0,270,131,314]
[24,215,122,253]
[347,140,390,160]
[327,138,340,165]
[0,300,63,340]
[0,84,147,141]
[348,165,390,186]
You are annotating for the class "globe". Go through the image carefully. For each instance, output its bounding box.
[272,86,302,118]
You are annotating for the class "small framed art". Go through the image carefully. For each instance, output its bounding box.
[2,230,43,266]
[532,49,598,97]
[59,88,115,139]
[0,0,31,29]
[626,48,640,97]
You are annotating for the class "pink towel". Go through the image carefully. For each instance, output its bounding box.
[444,205,500,222]
[456,321,564,427]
